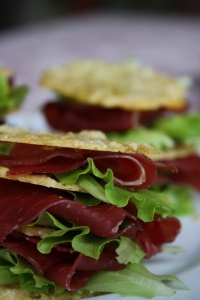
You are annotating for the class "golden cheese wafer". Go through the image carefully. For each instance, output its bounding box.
[0,125,157,158]
[40,60,186,111]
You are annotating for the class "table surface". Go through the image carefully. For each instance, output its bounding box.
[0,12,200,112]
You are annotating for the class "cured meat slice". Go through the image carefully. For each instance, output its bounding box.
[1,234,124,291]
[0,178,181,259]
[135,216,181,258]
[0,143,162,190]
[157,154,200,191]
[46,249,125,291]
[1,234,69,275]
[43,101,186,133]
[0,178,68,241]
[0,179,139,241]
[43,101,136,132]
[48,201,140,238]
[168,155,200,191]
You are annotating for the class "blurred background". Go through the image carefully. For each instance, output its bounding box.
[0,0,199,114]
[1,0,200,31]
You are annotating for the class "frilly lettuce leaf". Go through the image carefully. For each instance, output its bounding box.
[154,113,200,146]
[0,248,64,294]
[55,158,175,221]
[151,184,195,217]
[0,248,185,298]
[0,75,29,117]
[107,127,175,150]
[35,212,110,259]
[116,236,144,264]
[30,211,145,262]
[107,113,200,148]
[84,262,185,298]
[130,189,175,222]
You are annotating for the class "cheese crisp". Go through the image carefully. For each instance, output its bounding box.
[0,125,159,190]
[0,286,92,300]
[0,125,157,158]
[0,166,83,192]
[151,145,197,161]
[40,60,186,110]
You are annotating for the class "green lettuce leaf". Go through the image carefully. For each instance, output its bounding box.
[84,262,185,298]
[0,248,185,298]
[0,142,13,155]
[0,75,29,117]
[0,248,64,294]
[130,189,175,221]
[31,211,108,259]
[107,127,175,150]
[55,158,175,221]
[154,113,200,146]
[0,249,19,285]
[151,184,195,216]
[107,113,200,148]
[30,212,145,262]
[116,236,144,264]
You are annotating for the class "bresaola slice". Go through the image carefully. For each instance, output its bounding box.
[135,216,181,258]
[43,101,187,133]
[45,249,125,291]
[0,178,181,291]
[43,101,135,132]
[161,154,200,191]
[0,126,183,297]
[1,235,124,291]
[0,142,176,190]
[0,177,181,258]
[0,178,67,241]
[48,202,140,239]
[0,178,139,241]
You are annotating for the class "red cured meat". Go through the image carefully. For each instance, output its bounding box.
[1,234,124,291]
[48,201,140,239]
[0,178,68,241]
[0,178,139,241]
[157,154,200,191]
[167,155,200,191]
[46,249,125,291]
[0,143,164,190]
[0,178,181,258]
[43,101,187,133]
[0,177,181,290]
[1,234,70,275]
[135,216,181,258]
[43,101,137,133]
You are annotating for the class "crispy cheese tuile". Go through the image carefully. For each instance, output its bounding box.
[0,125,157,158]
[40,60,186,111]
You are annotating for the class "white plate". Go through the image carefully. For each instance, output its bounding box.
[5,111,200,300]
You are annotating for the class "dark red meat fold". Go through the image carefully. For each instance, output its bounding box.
[43,101,135,132]
[48,202,140,238]
[135,216,181,258]
[0,178,181,290]
[0,142,166,190]
[162,154,200,191]
[1,234,124,291]
[0,178,139,241]
[43,100,187,133]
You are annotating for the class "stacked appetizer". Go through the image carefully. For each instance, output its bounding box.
[0,125,183,299]
[40,60,200,214]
